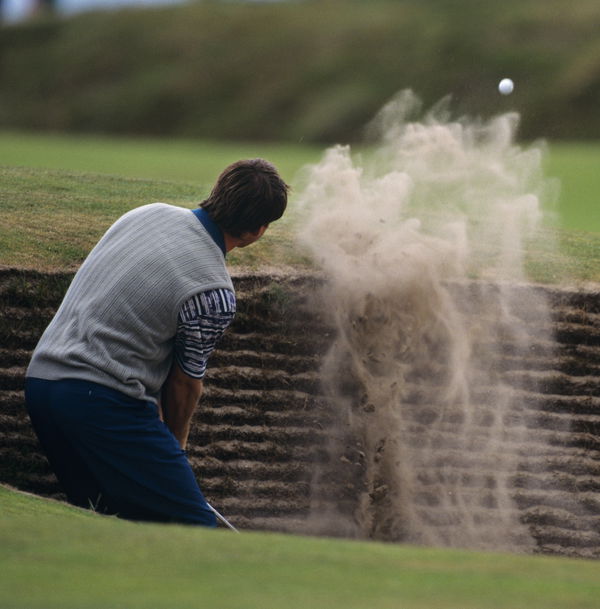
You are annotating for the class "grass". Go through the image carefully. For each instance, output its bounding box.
[0,164,312,271]
[0,131,322,270]
[1,131,599,282]
[2,485,600,609]
[0,166,199,270]
[0,130,321,188]
[0,130,598,232]
[543,142,600,233]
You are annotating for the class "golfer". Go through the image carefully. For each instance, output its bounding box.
[25,158,288,526]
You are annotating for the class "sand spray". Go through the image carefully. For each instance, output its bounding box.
[296,91,558,551]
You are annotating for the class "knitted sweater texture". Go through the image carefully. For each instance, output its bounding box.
[27,203,234,402]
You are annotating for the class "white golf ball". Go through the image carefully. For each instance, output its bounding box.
[498,78,514,95]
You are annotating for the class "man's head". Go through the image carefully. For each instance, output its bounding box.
[201,159,289,239]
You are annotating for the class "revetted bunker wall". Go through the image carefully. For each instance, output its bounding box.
[1,269,599,558]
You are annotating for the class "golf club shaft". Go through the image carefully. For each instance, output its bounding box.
[207,502,239,533]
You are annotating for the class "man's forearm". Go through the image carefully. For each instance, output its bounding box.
[161,365,204,449]
[162,394,197,449]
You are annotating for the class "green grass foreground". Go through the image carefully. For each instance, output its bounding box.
[2,485,599,609]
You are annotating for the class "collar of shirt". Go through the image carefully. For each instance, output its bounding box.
[192,208,226,257]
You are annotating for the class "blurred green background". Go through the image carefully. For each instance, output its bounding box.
[1,0,600,143]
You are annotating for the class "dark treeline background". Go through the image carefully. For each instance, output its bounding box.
[1,0,599,144]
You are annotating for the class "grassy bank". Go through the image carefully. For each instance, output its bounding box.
[2,162,599,282]
[1,130,599,234]
[1,132,599,281]
[1,0,599,143]
[0,133,321,270]
[2,485,599,609]
[0,164,311,271]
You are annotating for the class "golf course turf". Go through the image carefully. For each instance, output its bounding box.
[2,485,600,609]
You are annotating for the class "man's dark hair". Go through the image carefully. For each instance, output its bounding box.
[201,159,289,237]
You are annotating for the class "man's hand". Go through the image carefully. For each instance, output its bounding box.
[161,361,203,450]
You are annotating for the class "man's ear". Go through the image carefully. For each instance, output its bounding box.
[248,224,269,240]
[232,224,269,250]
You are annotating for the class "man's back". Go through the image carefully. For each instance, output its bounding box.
[27,203,234,402]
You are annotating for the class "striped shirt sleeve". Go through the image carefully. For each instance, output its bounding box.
[174,288,236,379]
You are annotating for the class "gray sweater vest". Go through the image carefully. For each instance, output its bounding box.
[27,203,234,402]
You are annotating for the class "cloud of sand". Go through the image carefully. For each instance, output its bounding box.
[295,90,557,552]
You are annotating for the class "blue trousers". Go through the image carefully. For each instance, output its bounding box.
[25,377,216,527]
